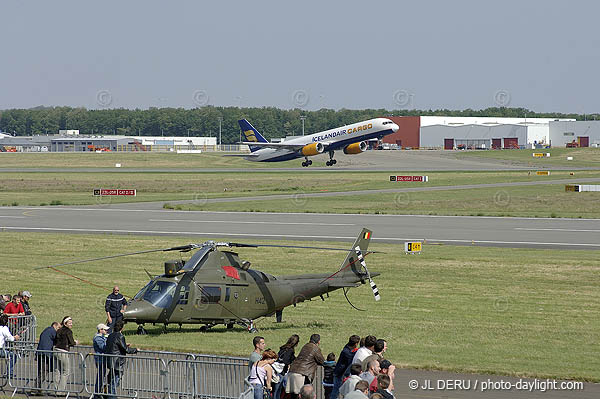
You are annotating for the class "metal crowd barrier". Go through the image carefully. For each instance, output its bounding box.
[5,348,85,397]
[84,352,167,399]
[0,345,325,399]
[7,315,37,348]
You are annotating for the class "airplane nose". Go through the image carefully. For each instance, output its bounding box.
[392,123,399,133]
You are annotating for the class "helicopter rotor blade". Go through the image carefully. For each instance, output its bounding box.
[34,244,198,270]
[354,246,381,301]
[233,243,383,253]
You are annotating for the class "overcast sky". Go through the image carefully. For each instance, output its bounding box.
[1,0,599,113]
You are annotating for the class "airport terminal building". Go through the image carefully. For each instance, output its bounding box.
[381,116,595,149]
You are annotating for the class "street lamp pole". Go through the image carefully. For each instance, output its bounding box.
[218,116,223,150]
[300,116,306,136]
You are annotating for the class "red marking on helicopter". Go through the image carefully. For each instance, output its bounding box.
[222,266,240,280]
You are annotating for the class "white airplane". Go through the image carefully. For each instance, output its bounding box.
[236,118,399,167]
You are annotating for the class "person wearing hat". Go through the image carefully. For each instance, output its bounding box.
[93,323,109,398]
[21,291,32,316]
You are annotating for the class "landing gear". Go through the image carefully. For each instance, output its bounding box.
[136,325,147,335]
[301,157,313,167]
[226,322,234,330]
[199,323,215,332]
[325,151,337,166]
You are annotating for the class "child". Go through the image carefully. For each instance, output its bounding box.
[322,352,336,399]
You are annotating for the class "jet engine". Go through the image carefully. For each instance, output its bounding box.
[343,141,367,154]
[301,142,325,156]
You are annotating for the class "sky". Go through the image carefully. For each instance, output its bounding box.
[1,0,599,113]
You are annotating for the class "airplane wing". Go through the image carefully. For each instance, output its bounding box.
[222,153,261,157]
[239,141,338,151]
[239,141,306,150]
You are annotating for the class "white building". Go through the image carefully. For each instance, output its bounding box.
[549,121,600,147]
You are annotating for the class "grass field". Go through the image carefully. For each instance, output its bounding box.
[4,232,599,381]
[2,170,600,210]
[454,147,600,167]
[170,182,600,218]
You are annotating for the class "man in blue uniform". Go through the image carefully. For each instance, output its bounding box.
[104,286,127,332]
[35,321,59,392]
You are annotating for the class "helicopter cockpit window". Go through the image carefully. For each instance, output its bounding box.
[200,286,221,304]
[142,281,177,309]
[133,281,153,301]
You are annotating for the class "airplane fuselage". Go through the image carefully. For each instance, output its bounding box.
[246,117,398,162]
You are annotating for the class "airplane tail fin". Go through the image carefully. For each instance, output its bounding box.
[238,119,268,153]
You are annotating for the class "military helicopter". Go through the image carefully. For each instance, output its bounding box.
[38,228,381,334]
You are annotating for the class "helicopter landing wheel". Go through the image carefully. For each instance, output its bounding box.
[249,327,258,333]
[226,322,234,330]
[136,325,147,335]
[199,325,207,332]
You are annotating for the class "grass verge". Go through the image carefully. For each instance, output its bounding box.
[1,170,599,209]
[172,183,600,218]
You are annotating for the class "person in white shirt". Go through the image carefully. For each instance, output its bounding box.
[0,314,20,377]
[351,335,376,365]
[338,364,362,398]
[344,380,370,399]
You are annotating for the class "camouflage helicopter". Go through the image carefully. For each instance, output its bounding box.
[38,228,381,334]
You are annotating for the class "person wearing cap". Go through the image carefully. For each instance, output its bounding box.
[55,316,78,393]
[21,291,32,316]
[93,323,109,398]
[105,286,127,332]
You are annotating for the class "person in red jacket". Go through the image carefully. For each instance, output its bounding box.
[3,295,25,315]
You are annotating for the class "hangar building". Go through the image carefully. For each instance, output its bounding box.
[548,121,600,147]
[383,116,574,149]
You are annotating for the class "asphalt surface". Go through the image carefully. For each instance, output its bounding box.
[1,207,600,250]
[1,149,597,172]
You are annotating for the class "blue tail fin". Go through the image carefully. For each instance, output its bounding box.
[238,119,268,153]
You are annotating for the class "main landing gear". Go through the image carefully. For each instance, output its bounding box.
[301,157,313,167]
[326,151,337,167]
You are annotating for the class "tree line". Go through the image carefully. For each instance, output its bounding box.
[0,106,592,143]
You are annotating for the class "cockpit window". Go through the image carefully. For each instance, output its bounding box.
[383,121,393,125]
[142,281,177,308]
[133,281,153,301]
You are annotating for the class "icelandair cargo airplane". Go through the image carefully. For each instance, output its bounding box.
[235,118,399,167]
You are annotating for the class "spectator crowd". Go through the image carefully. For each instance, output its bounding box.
[248,333,395,399]
[1,287,136,398]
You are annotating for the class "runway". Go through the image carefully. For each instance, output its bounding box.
[2,207,599,250]
[1,149,597,172]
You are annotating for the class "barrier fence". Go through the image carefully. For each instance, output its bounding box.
[0,343,325,399]
[7,315,37,348]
